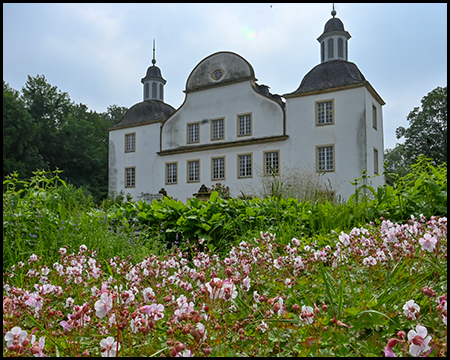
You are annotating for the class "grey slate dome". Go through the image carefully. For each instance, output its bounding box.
[285,60,366,95]
[113,100,175,128]
[323,17,345,33]
[186,51,255,92]
[141,65,166,84]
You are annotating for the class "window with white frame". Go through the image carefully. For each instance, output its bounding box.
[327,38,334,59]
[238,154,252,178]
[338,38,344,58]
[125,133,136,153]
[264,151,279,176]
[211,118,224,140]
[187,160,200,183]
[125,167,135,188]
[374,148,379,174]
[238,114,252,136]
[212,157,225,180]
[166,162,177,184]
[317,100,334,125]
[317,145,334,172]
[187,122,200,143]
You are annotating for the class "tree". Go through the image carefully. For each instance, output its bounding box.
[3,81,47,178]
[21,75,73,171]
[385,86,447,178]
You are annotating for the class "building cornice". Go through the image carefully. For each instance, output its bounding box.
[109,119,164,132]
[284,81,385,106]
[157,135,289,156]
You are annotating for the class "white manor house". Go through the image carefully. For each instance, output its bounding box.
[108,9,385,203]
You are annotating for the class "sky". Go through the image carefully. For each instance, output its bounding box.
[3,3,447,150]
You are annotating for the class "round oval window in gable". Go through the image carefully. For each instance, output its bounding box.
[211,68,224,81]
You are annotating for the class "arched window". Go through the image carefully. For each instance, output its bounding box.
[152,82,157,98]
[145,83,149,99]
[159,84,163,100]
[327,38,334,60]
[321,42,325,63]
[338,38,344,59]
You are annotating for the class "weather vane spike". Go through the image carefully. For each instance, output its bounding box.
[331,3,337,17]
[152,39,156,65]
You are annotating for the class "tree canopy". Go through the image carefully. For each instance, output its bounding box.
[3,76,128,203]
[385,85,447,181]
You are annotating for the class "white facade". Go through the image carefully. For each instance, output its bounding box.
[109,12,385,203]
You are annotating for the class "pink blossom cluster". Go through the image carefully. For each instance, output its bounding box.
[3,216,447,357]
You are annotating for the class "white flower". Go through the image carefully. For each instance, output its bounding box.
[419,233,437,252]
[5,326,28,347]
[339,232,350,246]
[175,349,193,357]
[403,300,420,320]
[301,305,314,324]
[241,276,251,292]
[407,324,431,357]
[100,336,120,357]
[95,292,113,319]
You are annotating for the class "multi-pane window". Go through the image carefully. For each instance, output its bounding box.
[187,160,200,183]
[264,151,279,176]
[238,114,252,136]
[125,133,136,152]
[317,145,334,172]
[211,118,224,140]
[212,157,225,180]
[187,123,200,143]
[125,167,135,188]
[238,154,252,178]
[372,105,377,129]
[166,163,177,184]
[374,148,379,174]
[317,100,334,125]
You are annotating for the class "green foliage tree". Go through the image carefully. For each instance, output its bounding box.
[3,75,128,203]
[385,86,447,179]
[3,81,47,178]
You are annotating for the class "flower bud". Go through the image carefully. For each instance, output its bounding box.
[387,338,399,348]
[292,304,301,313]
[411,335,424,346]
[397,331,406,340]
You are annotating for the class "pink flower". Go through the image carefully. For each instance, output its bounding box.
[30,337,46,357]
[5,326,28,347]
[95,292,113,319]
[384,345,397,357]
[140,303,165,320]
[339,232,350,246]
[419,233,437,252]
[407,324,431,357]
[403,300,420,320]
[100,336,120,357]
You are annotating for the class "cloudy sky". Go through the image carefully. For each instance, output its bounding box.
[3,3,447,150]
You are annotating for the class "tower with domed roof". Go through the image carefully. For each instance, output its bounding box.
[141,40,167,101]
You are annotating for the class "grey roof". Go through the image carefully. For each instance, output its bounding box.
[285,60,366,96]
[186,51,256,92]
[323,17,345,33]
[141,65,166,84]
[113,100,175,128]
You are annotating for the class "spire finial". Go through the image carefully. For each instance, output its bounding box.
[152,39,156,65]
[331,3,337,17]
